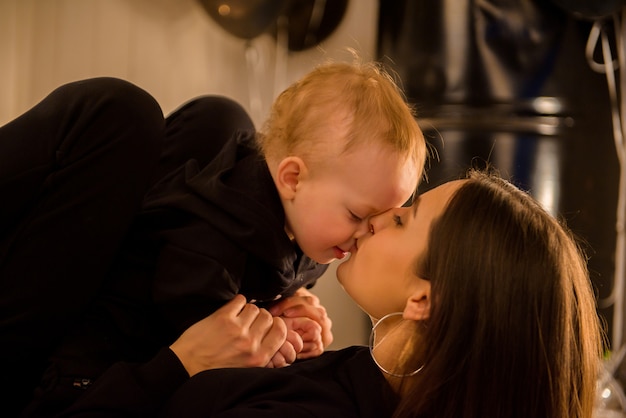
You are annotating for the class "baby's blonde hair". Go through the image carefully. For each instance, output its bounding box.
[257,59,426,178]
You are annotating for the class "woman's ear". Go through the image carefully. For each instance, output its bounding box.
[403,281,431,321]
[275,156,307,200]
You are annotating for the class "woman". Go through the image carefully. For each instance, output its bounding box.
[60,169,604,418]
[339,171,604,417]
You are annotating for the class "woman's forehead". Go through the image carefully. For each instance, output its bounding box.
[414,180,465,214]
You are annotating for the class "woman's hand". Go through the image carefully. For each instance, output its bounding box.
[170,294,287,376]
[269,288,333,359]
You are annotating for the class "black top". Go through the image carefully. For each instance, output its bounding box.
[28,131,328,416]
[127,130,327,334]
[60,346,398,418]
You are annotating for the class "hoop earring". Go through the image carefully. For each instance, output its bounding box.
[369,312,425,378]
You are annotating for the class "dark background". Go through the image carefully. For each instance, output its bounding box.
[377,0,622,349]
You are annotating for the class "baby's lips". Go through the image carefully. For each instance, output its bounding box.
[334,246,348,259]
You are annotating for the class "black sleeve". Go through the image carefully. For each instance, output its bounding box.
[158,366,360,418]
[152,238,241,333]
[58,348,189,418]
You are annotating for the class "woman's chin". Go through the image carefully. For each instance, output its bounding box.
[335,259,350,284]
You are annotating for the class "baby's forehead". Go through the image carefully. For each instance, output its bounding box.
[358,183,417,215]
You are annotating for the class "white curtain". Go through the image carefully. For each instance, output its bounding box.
[0,0,376,125]
[0,0,263,124]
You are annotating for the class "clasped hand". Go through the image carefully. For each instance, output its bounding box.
[169,290,333,376]
[268,288,333,366]
[170,294,287,376]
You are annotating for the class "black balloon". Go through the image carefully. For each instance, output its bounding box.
[552,0,625,19]
[269,0,349,51]
[198,0,288,39]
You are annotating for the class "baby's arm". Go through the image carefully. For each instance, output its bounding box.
[269,287,334,359]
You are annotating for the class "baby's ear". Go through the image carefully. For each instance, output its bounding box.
[275,156,307,200]
[403,282,431,321]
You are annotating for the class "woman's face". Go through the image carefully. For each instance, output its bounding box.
[336,180,464,321]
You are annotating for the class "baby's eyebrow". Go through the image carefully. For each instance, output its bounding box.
[365,208,386,218]
[361,204,386,217]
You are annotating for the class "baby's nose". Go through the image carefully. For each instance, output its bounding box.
[368,211,392,234]
[353,219,371,238]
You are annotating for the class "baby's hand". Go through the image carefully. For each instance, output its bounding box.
[269,288,333,359]
[265,327,303,368]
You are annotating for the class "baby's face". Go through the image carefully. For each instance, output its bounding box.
[284,143,418,264]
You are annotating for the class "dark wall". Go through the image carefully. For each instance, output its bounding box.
[378,0,621,348]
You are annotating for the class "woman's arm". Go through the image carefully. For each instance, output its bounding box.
[59,295,287,417]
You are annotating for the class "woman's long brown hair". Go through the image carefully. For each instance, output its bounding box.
[393,170,604,418]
